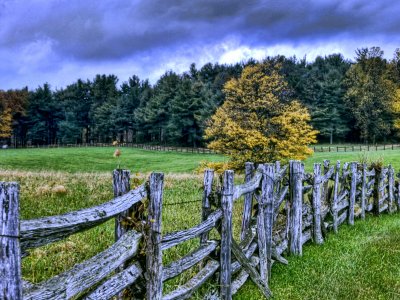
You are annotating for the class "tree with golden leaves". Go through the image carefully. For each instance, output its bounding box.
[204,62,318,170]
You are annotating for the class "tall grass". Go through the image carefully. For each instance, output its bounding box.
[2,148,400,298]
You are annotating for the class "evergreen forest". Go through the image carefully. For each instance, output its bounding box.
[1,47,400,147]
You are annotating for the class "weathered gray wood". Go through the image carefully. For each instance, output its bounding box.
[162,241,218,281]
[397,181,400,211]
[241,162,255,241]
[373,168,382,215]
[367,178,375,190]
[146,172,164,300]
[84,262,142,300]
[21,184,147,251]
[163,259,220,300]
[379,203,389,213]
[366,169,376,177]
[274,186,288,221]
[231,256,260,295]
[233,166,262,200]
[231,242,258,274]
[0,182,22,300]
[24,230,142,300]
[348,162,357,225]
[361,164,367,219]
[289,160,304,255]
[220,170,234,300]
[201,169,215,244]
[337,211,347,227]
[312,163,324,245]
[301,229,312,245]
[161,209,222,250]
[112,169,132,300]
[388,165,395,213]
[275,162,288,182]
[231,238,272,298]
[113,169,131,241]
[256,173,268,287]
[263,164,274,281]
[332,161,341,233]
[337,200,349,212]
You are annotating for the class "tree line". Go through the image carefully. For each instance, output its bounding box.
[1,46,400,147]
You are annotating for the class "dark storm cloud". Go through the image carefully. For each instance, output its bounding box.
[1,0,400,89]
[2,0,399,61]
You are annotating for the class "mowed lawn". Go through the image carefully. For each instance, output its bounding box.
[0,146,226,173]
[1,146,400,173]
[1,146,400,299]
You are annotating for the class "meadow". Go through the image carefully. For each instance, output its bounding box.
[1,146,400,299]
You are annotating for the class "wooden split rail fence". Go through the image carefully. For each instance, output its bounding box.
[1,160,399,299]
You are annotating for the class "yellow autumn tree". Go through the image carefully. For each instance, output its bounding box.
[0,108,12,138]
[204,62,318,170]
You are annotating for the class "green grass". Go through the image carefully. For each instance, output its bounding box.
[0,147,226,173]
[1,147,400,298]
[235,214,400,300]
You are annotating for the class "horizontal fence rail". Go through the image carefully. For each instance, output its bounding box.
[2,158,400,299]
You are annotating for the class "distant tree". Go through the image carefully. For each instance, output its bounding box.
[0,108,12,139]
[139,71,179,143]
[344,47,396,143]
[167,75,205,147]
[27,84,62,144]
[305,54,352,144]
[0,88,28,142]
[205,62,318,169]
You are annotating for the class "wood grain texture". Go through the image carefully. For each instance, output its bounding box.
[289,161,304,255]
[0,182,22,300]
[348,162,358,225]
[163,259,220,300]
[161,209,222,251]
[83,262,142,300]
[24,230,142,300]
[233,166,262,201]
[241,162,255,241]
[21,184,146,251]
[162,241,218,281]
[332,161,341,233]
[146,172,164,300]
[312,163,324,244]
[231,239,272,299]
[220,170,234,300]
[201,169,215,244]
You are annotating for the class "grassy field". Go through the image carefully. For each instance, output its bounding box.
[0,147,226,173]
[1,147,400,299]
[1,146,399,173]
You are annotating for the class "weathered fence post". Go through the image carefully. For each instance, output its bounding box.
[373,167,382,215]
[264,164,274,281]
[146,173,164,300]
[200,169,214,244]
[361,163,367,219]
[332,161,340,233]
[348,162,357,225]
[241,162,255,241]
[388,165,395,213]
[322,160,330,204]
[0,182,22,300]
[113,169,131,241]
[220,170,234,300]
[289,160,304,255]
[312,164,324,244]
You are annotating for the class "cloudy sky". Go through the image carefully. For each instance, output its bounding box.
[1,0,400,90]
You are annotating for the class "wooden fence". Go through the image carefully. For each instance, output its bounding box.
[1,159,399,299]
[313,144,400,152]
[8,143,216,154]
